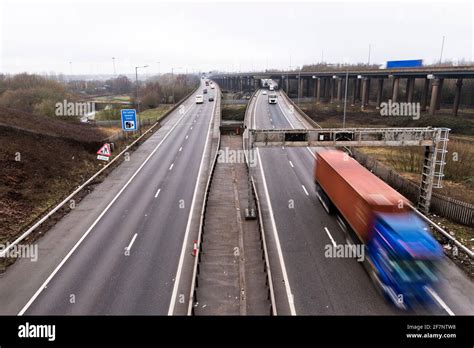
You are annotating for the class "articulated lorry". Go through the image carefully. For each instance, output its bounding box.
[314,150,443,309]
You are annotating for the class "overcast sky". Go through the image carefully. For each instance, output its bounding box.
[0,0,472,75]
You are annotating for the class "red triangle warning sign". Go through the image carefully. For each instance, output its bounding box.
[97,143,111,156]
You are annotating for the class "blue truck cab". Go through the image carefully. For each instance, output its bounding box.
[366,212,443,309]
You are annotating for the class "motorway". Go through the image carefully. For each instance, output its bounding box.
[248,89,474,315]
[0,81,217,315]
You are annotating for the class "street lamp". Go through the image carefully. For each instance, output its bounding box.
[112,57,116,76]
[171,67,183,103]
[135,65,149,135]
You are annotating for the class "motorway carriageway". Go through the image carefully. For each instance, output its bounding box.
[249,89,474,315]
[0,81,217,315]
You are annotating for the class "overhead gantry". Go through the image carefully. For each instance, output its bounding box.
[245,127,450,212]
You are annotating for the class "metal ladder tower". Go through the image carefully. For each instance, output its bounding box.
[417,128,450,213]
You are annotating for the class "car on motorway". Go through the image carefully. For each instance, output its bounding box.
[203,88,208,94]
[262,91,267,95]
[268,93,277,104]
[210,84,215,89]
[208,95,214,102]
[195,95,204,104]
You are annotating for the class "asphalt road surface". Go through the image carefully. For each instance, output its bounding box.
[3,82,217,315]
[249,89,474,315]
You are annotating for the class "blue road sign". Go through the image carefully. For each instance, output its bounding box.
[121,109,138,131]
[386,59,423,69]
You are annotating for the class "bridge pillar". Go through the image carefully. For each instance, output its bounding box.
[429,78,440,116]
[329,78,334,103]
[239,77,243,92]
[361,78,368,109]
[453,78,463,116]
[436,78,444,110]
[305,78,311,97]
[325,78,331,102]
[355,78,361,103]
[316,78,321,104]
[351,78,357,105]
[320,78,326,102]
[406,78,415,103]
[392,77,400,103]
[298,77,304,99]
[376,78,384,109]
[421,79,430,111]
[336,78,342,102]
[365,78,371,107]
[286,77,289,94]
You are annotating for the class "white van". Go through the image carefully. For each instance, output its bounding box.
[195,95,204,104]
[268,94,277,104]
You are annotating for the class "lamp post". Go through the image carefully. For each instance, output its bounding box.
[112,57,116,76]
[439,36,445,65]
[135,64,149,135]
[171,67,183,104]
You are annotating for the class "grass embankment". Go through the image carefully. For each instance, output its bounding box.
[300,102,474,135]
[94,104,173,122]
[0,107,110,245]
[139,105,173,122]
[222,104,246,121]
[93,95,132,102]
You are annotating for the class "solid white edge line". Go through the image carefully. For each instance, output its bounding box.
[302,185,309,196]
[167,89,216,315]
[256,148,297,315]
[425,286,455,316]
[278,93,318,163]
[154,188,161,199]
[252,89,260,130]
[17,99,196,316]
[324,227,337,248]
[277,93,295,129]
[125,233,138,251]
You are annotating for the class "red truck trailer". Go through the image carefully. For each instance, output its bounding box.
[314,150,409,242]
[314,150,443,309]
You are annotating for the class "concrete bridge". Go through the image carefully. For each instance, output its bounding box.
[212,65,474,116]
